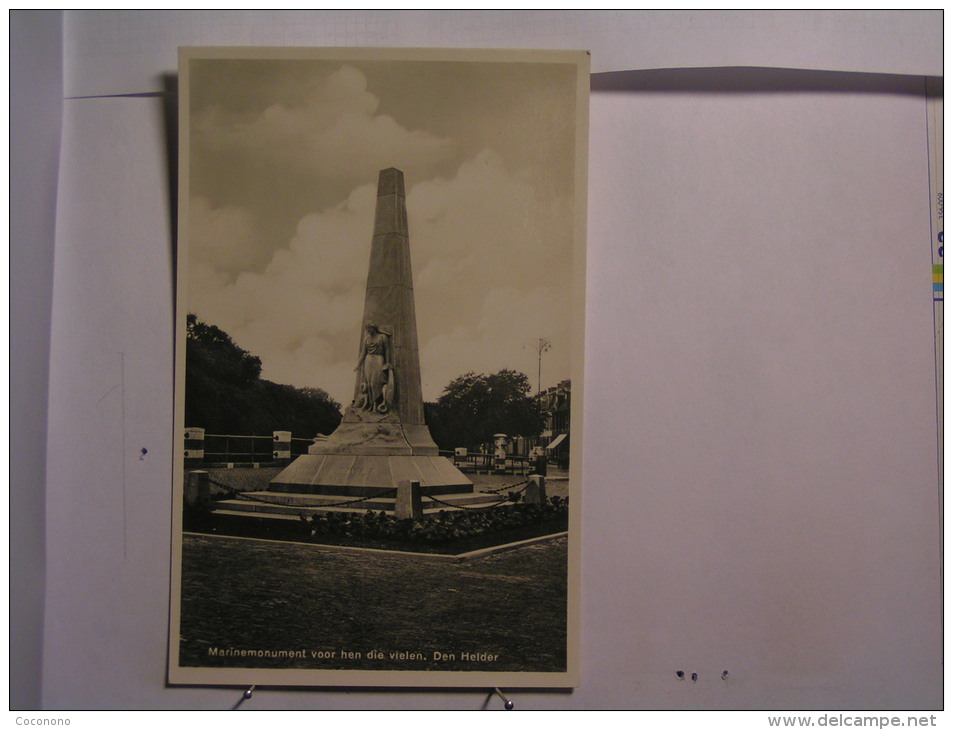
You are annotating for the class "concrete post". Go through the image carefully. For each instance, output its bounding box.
[533,454,548,477]
[524,474,547,505]
[273,430,291,461]
[395,479,423,520]
[184,427,205,468]
[185,470,210,508]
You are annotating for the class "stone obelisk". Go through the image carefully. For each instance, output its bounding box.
[270,168,472,496]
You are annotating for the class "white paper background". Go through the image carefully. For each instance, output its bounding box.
[63,9,942,97]
[585,74,940,708]
[11,9,943,710]
[10,9,63,712]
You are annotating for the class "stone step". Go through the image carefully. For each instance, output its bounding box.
[224,493,397,512]
[212,509,304,521]
[210,490,513,518]
[249,490,506,509]
[260,489,507,504]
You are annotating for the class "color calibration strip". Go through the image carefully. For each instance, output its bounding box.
[925,77,942,535]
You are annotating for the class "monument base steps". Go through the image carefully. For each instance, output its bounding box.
[209,490,513,519]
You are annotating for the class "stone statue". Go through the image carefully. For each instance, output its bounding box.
[354,323,395,413]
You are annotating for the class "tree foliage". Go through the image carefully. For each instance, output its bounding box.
[185,313,342,437]
[425,369,540,451]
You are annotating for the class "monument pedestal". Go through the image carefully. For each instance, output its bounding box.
[270,454,473,496]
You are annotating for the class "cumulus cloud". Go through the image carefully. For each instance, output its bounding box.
[188,181,377,397]
[410,150,574,398]
[189,197,265,275]
[194,65,455,192]
[419,285,571,401]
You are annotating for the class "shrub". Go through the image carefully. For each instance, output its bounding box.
[300,497,568,546]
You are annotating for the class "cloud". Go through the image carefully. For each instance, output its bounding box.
[195,65,455,192]
[419,285,571,401]
[189,197,265,275]
[410,149,572,276]
[188,150,576,407]
[410,150,574,398]
[188,182,376,398]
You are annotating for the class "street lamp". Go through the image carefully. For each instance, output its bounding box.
[537,338,551,397]
[534,338,551,471]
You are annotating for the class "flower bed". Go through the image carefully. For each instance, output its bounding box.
[183,497,569,555]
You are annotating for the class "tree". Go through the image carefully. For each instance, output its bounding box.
[184,313,342,437]
[186,313,262,387]
[426,369,540,451]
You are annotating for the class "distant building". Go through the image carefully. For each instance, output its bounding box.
[537,378,571,467]
[491,379,571,466]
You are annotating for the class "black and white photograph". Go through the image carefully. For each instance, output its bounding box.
[169,47,589,687]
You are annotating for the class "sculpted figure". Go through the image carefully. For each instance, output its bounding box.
[354,323,395,413]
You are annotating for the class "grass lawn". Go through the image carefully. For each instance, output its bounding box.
[178,533,568,674]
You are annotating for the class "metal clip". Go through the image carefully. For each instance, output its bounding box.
[232,684,256,709]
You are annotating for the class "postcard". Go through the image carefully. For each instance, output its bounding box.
[169,46,588,688]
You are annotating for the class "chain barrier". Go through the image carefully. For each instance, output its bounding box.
[205,476,291,505]
[302,489,397,510]
[425,481,532,511]
[481,478,531,495]
[425,494,512,511]
[203,472,534,513]
[205,475,396,510]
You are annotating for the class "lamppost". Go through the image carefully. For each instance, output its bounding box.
[535,338,551,473]
[537,338,551,398]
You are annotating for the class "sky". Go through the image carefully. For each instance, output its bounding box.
[185,52,583,407]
